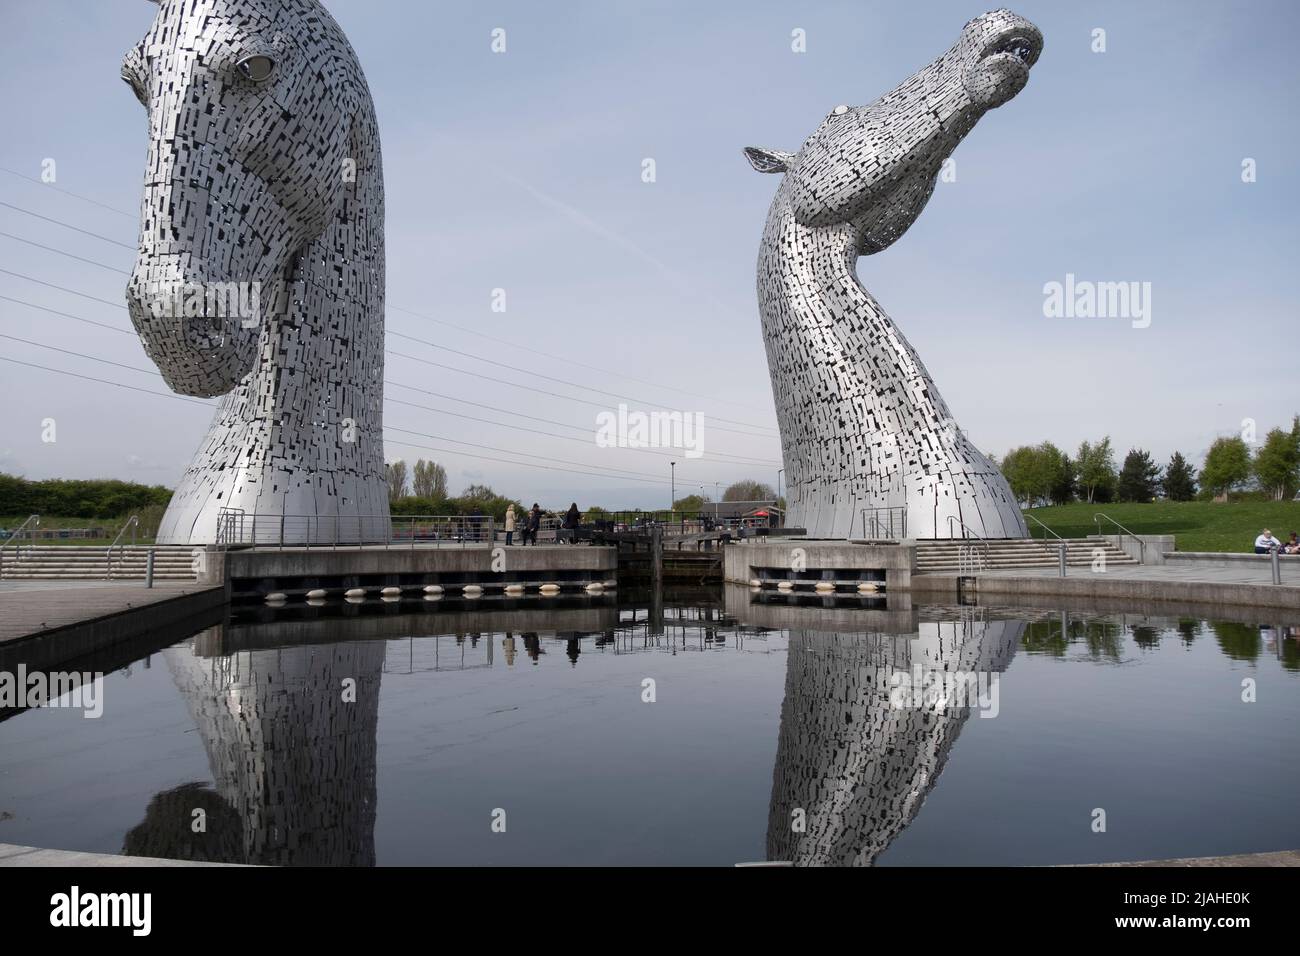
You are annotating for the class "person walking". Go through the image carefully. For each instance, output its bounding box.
[504,504,516,546]
[562,502,581,544]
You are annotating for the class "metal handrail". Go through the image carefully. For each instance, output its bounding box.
[1023,512,1069,562]
[106,515,140,577]
[958,544,985,575]
[859,506,907,540]
[211,512,498,549]
[946,515,990,568]
[0,514,40,575]
[1093,513,1145,561]
[1024,513,1063,541]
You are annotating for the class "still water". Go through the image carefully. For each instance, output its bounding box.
[0,587,1296,866]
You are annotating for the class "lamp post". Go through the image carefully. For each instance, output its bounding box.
[670,461,676,514]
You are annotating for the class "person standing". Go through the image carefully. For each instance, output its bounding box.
[504,504,516,546]
[526,503,541,546]
[562,502,581,544]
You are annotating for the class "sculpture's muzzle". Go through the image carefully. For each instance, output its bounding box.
[960,13,1043,109]
[126,258,263,398]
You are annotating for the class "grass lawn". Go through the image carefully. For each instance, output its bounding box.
[1024,501,1300,553]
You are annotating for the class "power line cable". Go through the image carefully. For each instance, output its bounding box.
[0,189,780,424]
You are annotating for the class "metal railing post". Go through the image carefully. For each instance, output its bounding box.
[1058,541,1067,577]
[145,549,155,589]
[1273,548,1282,585]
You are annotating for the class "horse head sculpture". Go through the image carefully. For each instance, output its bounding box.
[122,0,388,543]
[745,9,1041,539]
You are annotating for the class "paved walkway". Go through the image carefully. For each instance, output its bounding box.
[0,581,216,645]
[0,842,244,867]
[1079,849,1300,867]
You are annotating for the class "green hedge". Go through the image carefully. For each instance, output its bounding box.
[0,473,172,519]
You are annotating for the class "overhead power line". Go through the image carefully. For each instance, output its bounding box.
[0,187,780,427]
[0,266,780,458]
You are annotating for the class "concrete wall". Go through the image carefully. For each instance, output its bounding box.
[215,544,618,597]
[1101,534,1175,565]
[912,571,1300,613]
[0,587,226,673]
[724,539,916,591]
[1164,551,1300,570]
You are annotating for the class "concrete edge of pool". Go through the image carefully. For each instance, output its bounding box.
[0,842,250,867]
[1,842,1296,868]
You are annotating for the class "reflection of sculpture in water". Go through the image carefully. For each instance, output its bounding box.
[123,781,244,863]
[767,616,1022,865]
[158,631,384,865]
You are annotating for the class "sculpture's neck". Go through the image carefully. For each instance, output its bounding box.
[211,111,385,497]
[758,186,953,435]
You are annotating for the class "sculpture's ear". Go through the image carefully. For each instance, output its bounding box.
[743,146,794,174]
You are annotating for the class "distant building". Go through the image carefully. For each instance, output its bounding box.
[704,500,785,528]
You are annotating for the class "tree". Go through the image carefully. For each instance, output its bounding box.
[673,494,705,512]
[386,460,408,502]
[723,480,776,501]
[1049,453,1077,505]
[1253,417,1300,500]
[461,484,497,502]
[1000,446,1046,507]
[1162,451,1197,501]
[1001,442,1072,508]
[1199,436,1251,500]
[1116,448,1161,502]
[411,459,447,500]
[1076,437,1117,504]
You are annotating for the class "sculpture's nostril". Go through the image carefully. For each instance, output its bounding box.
[988,33,1039,66]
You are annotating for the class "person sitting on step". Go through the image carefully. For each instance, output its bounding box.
[1254,529,1282,554]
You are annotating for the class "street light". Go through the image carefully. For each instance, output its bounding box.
[670,461,676,513]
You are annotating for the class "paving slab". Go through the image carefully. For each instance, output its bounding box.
[0,582,216,646]
[0,842,245,867]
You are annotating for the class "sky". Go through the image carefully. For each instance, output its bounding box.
[0,0,1297,510]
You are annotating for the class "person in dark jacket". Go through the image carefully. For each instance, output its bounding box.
[525,503,542,546]
[562,502,581,544]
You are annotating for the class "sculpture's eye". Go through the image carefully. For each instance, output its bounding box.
[236,54,276,82]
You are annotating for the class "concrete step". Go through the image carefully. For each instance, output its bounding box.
[0,545,199,580]
[915,536,1139,572]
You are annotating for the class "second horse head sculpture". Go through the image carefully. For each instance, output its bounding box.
[746,9,1042,539]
